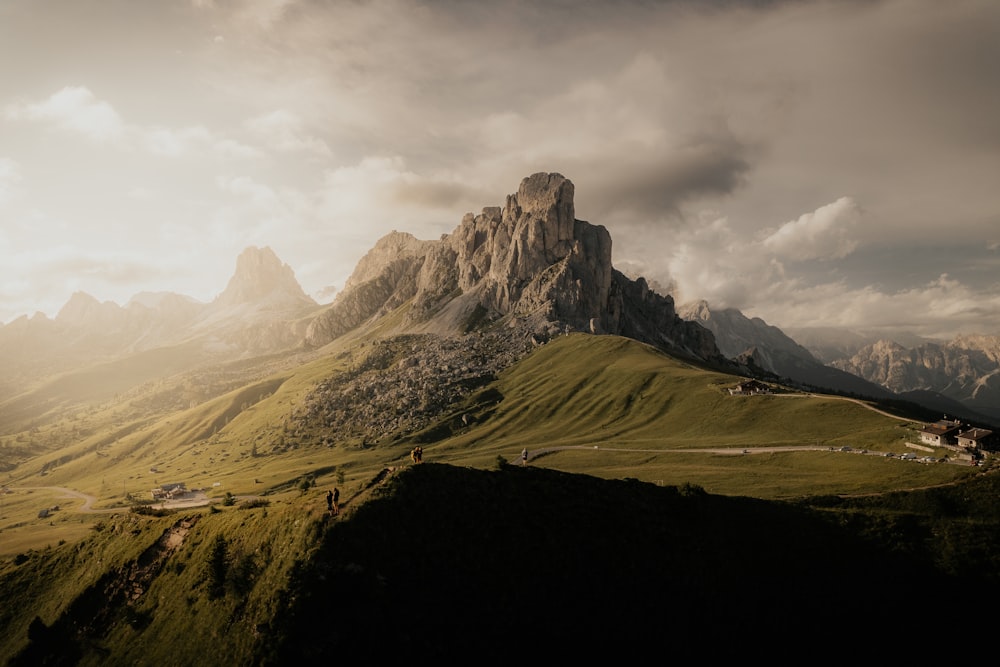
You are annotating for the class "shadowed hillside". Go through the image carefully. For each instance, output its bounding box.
[5,462,1000,664]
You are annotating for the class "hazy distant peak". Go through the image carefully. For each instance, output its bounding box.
[213,245,315,309]
[55,291,120,325]
[126,291,202,310]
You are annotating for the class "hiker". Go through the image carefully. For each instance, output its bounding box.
[415,446,423,463]
[411,446,423,464]
[333,488,340,514]
[521,448,528,466]
[326,489,334,514]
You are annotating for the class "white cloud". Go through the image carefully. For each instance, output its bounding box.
[144,125,213,156]
[761,197,861,261]
[245,110,331,158]
[7,87,260,159]
[5,86,125,143]
[0,158,21,204]
[144,125,260,158]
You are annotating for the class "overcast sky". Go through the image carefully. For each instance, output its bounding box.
[1,0,998,341]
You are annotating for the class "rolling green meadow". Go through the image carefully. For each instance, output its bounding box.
[1,330,995,662]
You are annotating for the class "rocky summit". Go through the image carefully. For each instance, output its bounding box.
[306,172,723,364]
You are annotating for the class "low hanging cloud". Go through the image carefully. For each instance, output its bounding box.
[647,198,865,309]
[650,199,1000,337]
[760,197,861,261]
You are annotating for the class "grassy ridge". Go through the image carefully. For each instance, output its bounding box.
[435,334,974,494]
[447,334,904,449]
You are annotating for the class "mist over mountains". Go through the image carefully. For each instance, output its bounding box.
[2,172,998,427]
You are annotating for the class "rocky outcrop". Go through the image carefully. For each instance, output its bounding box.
[306,172,723,364]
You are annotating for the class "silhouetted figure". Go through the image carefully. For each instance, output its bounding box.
[333,488,340,514]
[411,446,423,464]
[521,448,528,466]
[326,489,334,515]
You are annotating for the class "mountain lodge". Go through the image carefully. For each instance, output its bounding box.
[728,379,772,396]
[920,418,996,453]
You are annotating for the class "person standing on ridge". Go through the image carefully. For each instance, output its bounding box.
[521,448,528,466]
[333,488,340,515]
[326,489,334,515]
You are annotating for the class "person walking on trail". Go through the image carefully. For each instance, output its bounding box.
[332,488,340,515]
[521,448,528,466]
[326,489,334,515]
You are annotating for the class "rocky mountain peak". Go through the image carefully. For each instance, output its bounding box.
[213,246,316,310]
[307,172,724,364]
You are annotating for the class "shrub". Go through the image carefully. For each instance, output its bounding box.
[238,498,271,510]
[679,482,707,497]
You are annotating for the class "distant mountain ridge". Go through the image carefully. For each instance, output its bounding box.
[4,171,996,431]
[831,335,1000,420]
[678,300,896,400]
[0,246,322,407]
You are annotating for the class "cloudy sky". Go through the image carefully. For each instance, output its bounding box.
[1,0,998,341]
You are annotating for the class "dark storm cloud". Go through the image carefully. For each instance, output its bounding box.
[577,134,753,223]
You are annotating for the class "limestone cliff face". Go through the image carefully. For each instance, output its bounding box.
[306,172,723,364]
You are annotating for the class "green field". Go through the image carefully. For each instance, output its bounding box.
[0,332,982,557]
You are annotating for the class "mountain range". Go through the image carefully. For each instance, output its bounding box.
[3,172,999,664]
[4,172,996,432]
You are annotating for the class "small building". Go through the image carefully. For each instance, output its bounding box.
[956,427,996,451]
[919,419,963,446]
[151,482,188,501]
[728,380,772,396]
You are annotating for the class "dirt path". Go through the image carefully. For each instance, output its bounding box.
[11,486,119,514]
[527,444,830,460]
[10,486,213,513]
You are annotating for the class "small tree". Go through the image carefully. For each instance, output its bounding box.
[207,534,228,598]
